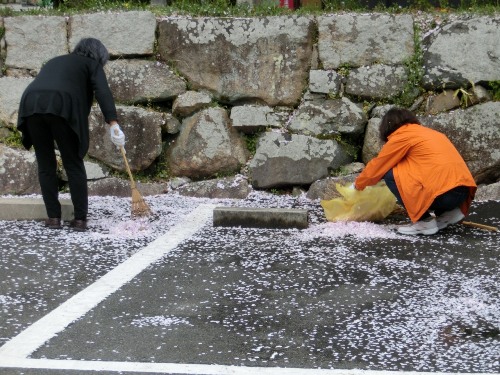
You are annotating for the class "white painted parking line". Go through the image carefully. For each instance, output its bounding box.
[0,204,216,360]
[0,357,497,375]
[0,357,338,374]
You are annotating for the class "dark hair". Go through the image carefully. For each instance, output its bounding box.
[72,38,110,66]
[379,107,421,142]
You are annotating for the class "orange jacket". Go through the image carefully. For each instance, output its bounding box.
[355,123,476,222]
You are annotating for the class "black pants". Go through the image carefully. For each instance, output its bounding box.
[26,114,87,220]
[383,168,468,221]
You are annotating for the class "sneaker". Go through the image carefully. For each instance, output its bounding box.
[398,217,439,235]
[69,219,87,232]
[44,218,62,229]
[436,207,465,230]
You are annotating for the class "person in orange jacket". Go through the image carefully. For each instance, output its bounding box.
[354,107,477,235]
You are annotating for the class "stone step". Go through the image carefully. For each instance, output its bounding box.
[0,198,74,221]
[213,206,308,229]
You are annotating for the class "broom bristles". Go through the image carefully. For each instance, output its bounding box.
[131,187,152,217]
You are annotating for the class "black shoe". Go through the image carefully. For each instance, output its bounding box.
[44,218,62,229]
[69,219,87,232]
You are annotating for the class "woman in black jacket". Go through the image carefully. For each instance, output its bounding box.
[17,38,125,232]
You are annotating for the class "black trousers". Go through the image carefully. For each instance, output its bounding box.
[383,168,468,221]
[25,114,88,220]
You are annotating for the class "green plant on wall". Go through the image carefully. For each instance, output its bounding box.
[336,63,351,78]
[38,0,53,8]
[489,81,500,101]
[395,24,424,108]
[2,129,23,148]
[243,132,261,156]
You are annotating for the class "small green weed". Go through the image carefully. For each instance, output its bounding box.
[2,129,24,148]
[453,87,473,107]
[337,64,351,78]
[488,81,500,101]
[0,8,14,17]
[38,0,53,8]
[243,132,261,156]
[394,24,424,108]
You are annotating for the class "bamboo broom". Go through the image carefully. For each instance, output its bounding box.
[120,146,152,217]
[461,221,499,232]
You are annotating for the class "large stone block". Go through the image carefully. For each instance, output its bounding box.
[346,64,408,100]
[167,107,249,179]
[158,16,315,106]
[423,17,500,89]
[0,77,32,127]
[0,144,40,195]
[88,105,163,172]
[69,11,156,56]
[317,14,414,69]
[249,132,352,188]
[288,97,366,137]
[105,59,186,104]
[4,16,67,70]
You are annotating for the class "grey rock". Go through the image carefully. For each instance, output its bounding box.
[176,175,251,199]
[167,107,249,179]
[0,77,33,127]
[288,97,367,137]
[317,14,414,69]
[230,105,286,134]
[473,161,500,186]
[361,117,384,164]
[4,16,67,70]
[469,85,492,106]
[105,59,186,104]
[0,144,40,195]
[158,16,315,106]
[346,64,408,100]
[425,90,461,115]
[69,11,157,56]
[306,175,358,201]
[162,113,182,135]
[475,182,500,202]
[309,69,342,95]
[88,105,163,172]
[61,160,109,182]
[168,176,192,190]
[88,176,168,197]
[249,132,352,189]
[422,17,500,89]
[172,91,212,118]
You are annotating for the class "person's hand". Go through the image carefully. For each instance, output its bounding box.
[109,123,125,148]
[349,183,357,190]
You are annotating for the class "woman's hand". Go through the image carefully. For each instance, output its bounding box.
[109,123,125,148]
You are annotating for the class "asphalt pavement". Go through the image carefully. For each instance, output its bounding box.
[0,193,498,375]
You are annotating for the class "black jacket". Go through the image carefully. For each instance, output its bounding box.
[17,53,117,157]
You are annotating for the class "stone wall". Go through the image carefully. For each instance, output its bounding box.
[0,11,499,199]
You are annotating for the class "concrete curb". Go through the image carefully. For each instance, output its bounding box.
[0,198,74,221]
[213,206,308,229]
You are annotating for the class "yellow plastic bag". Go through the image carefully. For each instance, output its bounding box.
[321,182,397,222]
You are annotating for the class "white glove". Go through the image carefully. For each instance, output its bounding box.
[109,123,125,148]
[349,183,358,190]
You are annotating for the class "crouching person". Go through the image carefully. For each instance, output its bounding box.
[354,107,476,235]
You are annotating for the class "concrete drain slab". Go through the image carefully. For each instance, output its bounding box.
[213,206,308,229]
[0,198,74,221]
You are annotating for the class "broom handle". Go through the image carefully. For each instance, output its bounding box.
[461,221,499,232]
[120,146,136,190]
